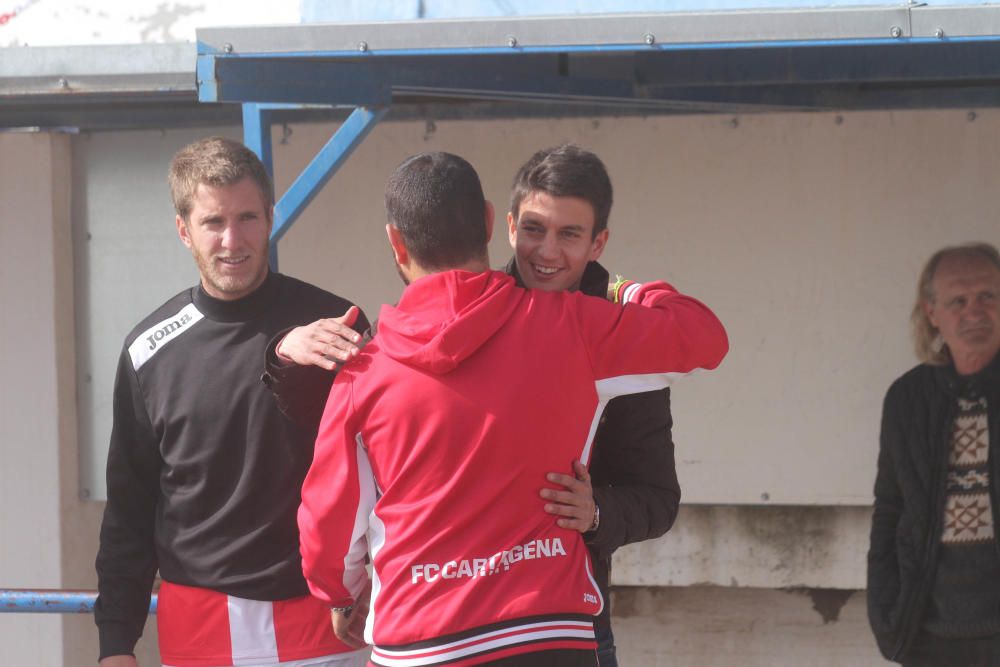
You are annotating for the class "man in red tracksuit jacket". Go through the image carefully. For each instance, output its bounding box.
[298,152,728,667]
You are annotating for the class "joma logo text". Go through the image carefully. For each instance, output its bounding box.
[146,313,193,351]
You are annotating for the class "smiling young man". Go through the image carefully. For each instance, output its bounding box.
[505,145,682,667]
[94,137,368,667]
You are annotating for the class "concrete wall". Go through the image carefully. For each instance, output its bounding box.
[75,109,1000,507]
[269,109,998,506]
[0,133,76,664]
[0,131,160,666]
[8,107,1000,665]
[612,586,884,666]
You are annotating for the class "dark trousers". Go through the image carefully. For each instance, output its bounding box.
[903,632,1000,667]
[595,621,619,667]
[485,648,598,666]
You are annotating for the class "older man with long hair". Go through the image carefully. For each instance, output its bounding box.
[868,242,1000,666]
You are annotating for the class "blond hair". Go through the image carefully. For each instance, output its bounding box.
[911,242,1000,365]
[168,137,273,221]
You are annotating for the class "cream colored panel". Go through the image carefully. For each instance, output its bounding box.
[72,110,999,505]
[273,110,998,505]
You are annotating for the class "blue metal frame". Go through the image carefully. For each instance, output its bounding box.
[242,103,280,268]
[196,12,1000,248]
[204,39,1000,111]
[271,106,386,245]
[241,102,386,269]
[0,589,157,614]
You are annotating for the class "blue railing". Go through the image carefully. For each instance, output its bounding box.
[0,589,157,614]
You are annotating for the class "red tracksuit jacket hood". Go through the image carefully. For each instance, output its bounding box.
[376,270,521,374]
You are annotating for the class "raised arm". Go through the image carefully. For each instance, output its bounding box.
[576,279,729,396]
[262,306,370,431]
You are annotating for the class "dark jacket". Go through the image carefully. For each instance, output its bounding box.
[867,353,1000,662]
[264,262,681,639]
[507,260,681,635]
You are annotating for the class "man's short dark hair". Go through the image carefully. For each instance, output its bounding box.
[385,152,488,270]
[509,144,613,237]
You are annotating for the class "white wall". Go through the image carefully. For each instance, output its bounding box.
[6,107,997,665]
[0,132,73,665]
[269,110,999,505]
[73,109,1000,507]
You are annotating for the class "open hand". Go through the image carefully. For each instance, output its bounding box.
[540,460,596,533]
[276,306,364,371]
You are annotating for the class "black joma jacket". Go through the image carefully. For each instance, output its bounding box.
[867,353,1000,662]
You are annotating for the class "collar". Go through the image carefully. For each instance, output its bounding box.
[504,258,610,299]
[934,351,1000,398]
[192,271,279,323]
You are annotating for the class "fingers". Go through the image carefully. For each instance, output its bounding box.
[344,614,367,648]
[278,319,361,369]
[540,487,587,506]
[322,331,361,356]
[556,517,591,531]
[543,500,592,530]
[544,472,587,494]
[334,305,360,328]
[313,317,363,365]
[541,461,594,532]
[318,317,363,345]
[310,354,339,372]
[332,609,367,648]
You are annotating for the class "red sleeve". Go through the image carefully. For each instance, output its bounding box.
[298,372,374,608]
[574,280,729,396]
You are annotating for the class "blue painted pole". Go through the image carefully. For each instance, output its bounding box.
[0,589,157,614]
[270,106,387,245]
[242,102,280,271]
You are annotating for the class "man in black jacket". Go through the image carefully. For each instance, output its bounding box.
[868,242,1000,666]
[505,145,680,667]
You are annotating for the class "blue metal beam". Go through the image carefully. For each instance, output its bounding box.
[199,54,392,105]
[270,106,387,245]
[243,103,275,183]
[0,589,158,614]
[201,40,1000,112]
[241,103,280,269]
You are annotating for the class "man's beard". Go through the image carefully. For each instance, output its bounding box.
[192,241,269,298]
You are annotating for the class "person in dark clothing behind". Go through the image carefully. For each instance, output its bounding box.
[868,242,1000,667]
[504,144,681,667]
[265,145,680,667]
